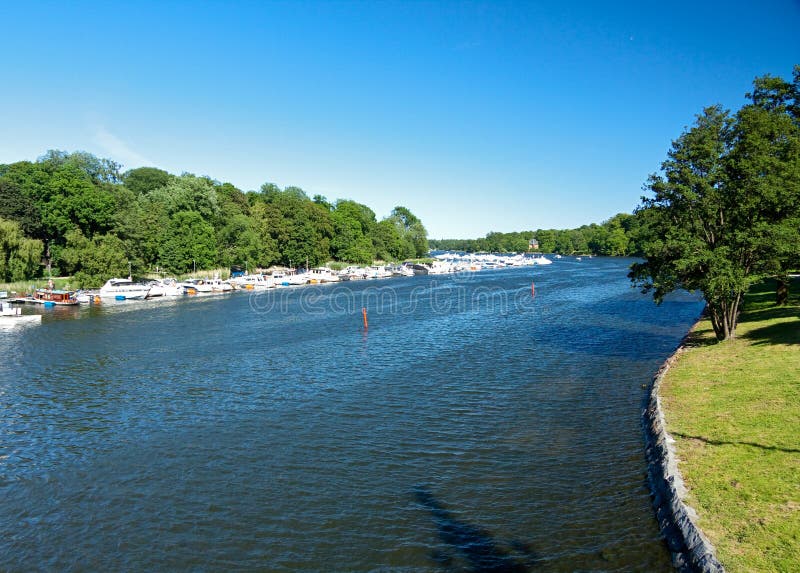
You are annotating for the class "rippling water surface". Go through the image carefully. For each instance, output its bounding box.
[0,258,704,571]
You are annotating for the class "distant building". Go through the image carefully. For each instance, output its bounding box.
[529,238,539,250]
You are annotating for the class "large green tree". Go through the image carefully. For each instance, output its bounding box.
[629,106,751,340]
[629,72,800,341]
[331,200,376,264]
[0,217,43,281]
[732,67,800,303]
[61,230,130,287]
[159,211,218,273]
[390,206,428,257]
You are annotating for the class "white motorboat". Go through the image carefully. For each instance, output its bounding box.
[147,278,184,297]
[338,266,367,281]
[365,265,392,279]
[272,270,309,286]
[179,278,214,295]
[206,278,234,292]
[306,267,340,283]
[389,264,414,277]
[0,302,42,326]
[427,261,454,274]
[99,278,151,300]
[231,274,273,290]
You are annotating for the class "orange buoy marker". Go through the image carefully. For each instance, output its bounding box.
[362,307,368,330]
[531,282,535,297]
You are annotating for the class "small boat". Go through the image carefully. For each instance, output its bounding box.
[231,274,273,290]
[272,270,308,286]
[11,288,80,306]
[365,265,392,279]
[427,261,454,275]
[307,267,340,283]
[0,302,42,325]
[179,278,213,295]
[147,278,184,297]
[206,278,234,292]
[389,264,414,277]
[337,266,367,281]
[99,278,151,300]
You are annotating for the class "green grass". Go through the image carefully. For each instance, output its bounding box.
[660,278,800,572]
[0,276,77,295]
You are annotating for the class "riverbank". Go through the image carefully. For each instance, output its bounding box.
[658,279,800,572]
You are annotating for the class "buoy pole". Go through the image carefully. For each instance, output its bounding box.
[531,282,535,297]
[362,307,368,330]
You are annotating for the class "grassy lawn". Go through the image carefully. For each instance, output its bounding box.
[660,278,800,572]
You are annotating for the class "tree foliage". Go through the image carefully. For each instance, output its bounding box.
[0,217,43,282]
[61,230,129,287]
[630,67,800,341]
[0,149,431,283]
[429,214,640,256]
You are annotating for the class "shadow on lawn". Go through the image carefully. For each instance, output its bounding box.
[739,302,800,345]
[672,431,800,454]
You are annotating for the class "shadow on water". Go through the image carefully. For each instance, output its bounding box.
[414,486,538,572]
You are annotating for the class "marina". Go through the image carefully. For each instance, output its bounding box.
[0,258,705,571]
[2,253,557,311]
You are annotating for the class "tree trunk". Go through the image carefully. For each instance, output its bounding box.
[776,277,789,305]
[708,295,741,341]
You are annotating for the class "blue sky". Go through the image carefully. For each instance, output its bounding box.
[1,1,798,238]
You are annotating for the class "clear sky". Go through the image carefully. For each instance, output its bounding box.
[1,1,798,238]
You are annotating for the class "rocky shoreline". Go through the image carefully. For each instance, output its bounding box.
[642,329,726,573]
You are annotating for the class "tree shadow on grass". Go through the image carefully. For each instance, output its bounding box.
[413,486,538,572]
[740,313,800,346]
[672,431,800,454]
[739,304,800,324]
[682,326,720,349]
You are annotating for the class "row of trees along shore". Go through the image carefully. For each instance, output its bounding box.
[429,212,642,256]
[0,154,428,287]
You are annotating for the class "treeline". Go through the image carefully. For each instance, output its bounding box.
[429,213,643,256]
[0,151,428,286]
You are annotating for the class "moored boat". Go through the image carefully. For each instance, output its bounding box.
[206,277,234,292]
[337,266,367,281]
[10,288,80,306]
[389,264,414,277]
[147,278,184,297]
[272,270,308,286]
[99,278,151,300]
[0,302,42,325]
[178,278,213,295]
[231,274,273,290]
[365,265,392,279]
[306,267,340,283]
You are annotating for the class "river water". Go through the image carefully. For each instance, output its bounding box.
[0,257,704,572]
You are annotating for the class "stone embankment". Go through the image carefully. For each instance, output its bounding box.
[642,338,726,573]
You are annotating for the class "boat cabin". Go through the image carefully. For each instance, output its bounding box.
[34,289,78,304]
